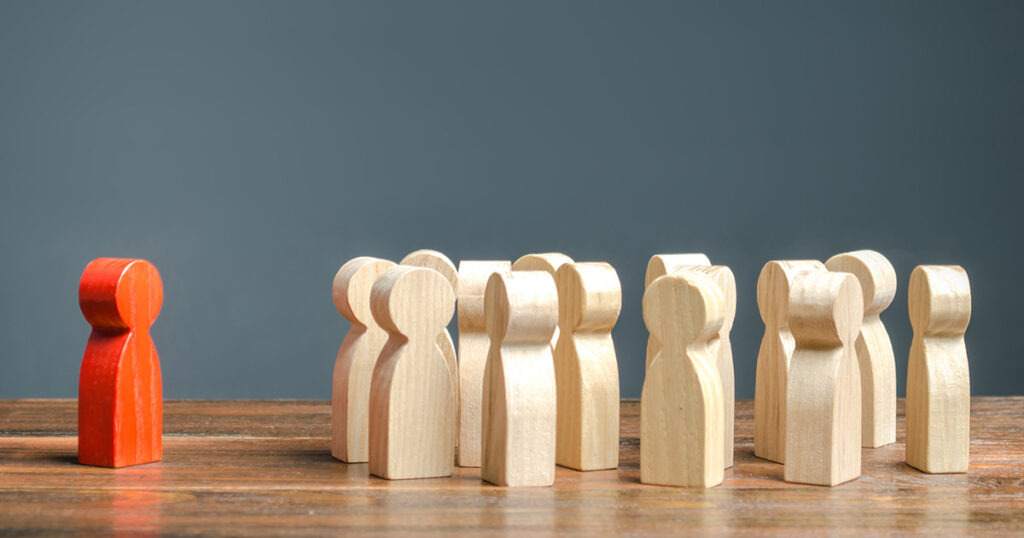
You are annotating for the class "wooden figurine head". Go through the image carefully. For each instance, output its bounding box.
[757,260,827,328]
[512,253,574,276]
[643,273,724,355]
[457,261,513,331]
[401,249,458,293]
[685,265,736,334]
[645,254,710,288]
[333,257,397,328]
[371,266,455,339]
[79,258,163,331]
[825,250,897,317]
[909,265,971,337]
[555,262,621,334]
[485,271,558,346]
[788,271,864,349]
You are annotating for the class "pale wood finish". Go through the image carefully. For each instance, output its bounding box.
[367,266,456,479]
[641,272,724,487]
[481,271,558,487]
[643,253,710,369]
[906,265,971,474]
[826,250,898,448]
[331,256,396,463]
[754,259,827,463]
[2,398,1024,536]
[784,271,863,486]
[689,265,737,469]
[456,260,511,467]
[512,252,573,352]
[554,262,621,471]
[400,249,459,447]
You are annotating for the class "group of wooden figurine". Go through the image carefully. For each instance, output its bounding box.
[73,249,970,490]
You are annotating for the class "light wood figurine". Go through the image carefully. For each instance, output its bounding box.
[400,249,459,447]
[78,258,163,468]
[456,260,511,467]
[512,252,574,353]
[644,253,710,369]
[554,262,621,471]
[906,265,971,474]
[331,256,396,463]
[687,265,737,469]
[754,259,826,463]
[481,271,558,487]
[641,272,725,487]
[368,266,456,480]
[784,271,863,486]
[826,250,897,448]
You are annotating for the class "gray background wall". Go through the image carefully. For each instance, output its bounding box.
[1,1,1019,399]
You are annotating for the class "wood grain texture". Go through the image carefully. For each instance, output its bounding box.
[826,250,898,448]
[641,272,724,487]
[512,252,573,353]
[0,398,1022,536]
[331,257,396,463]
[754,260,826,464]
[906,265,971,474]
[643,253,710,369]
[554,262,621,471]
[481,271,558,487]
[784,271,863,486]
[688,265,737,469]
[400,249,459,448]
[77,258,163,468]
[456,260,511,467]
[368,266,456,479]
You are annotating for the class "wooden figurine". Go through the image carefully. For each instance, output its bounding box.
[331,256,396,463]
[641,272,725,487]
[481,271,558,487]
[784,271,863,486]
[644,254,710,369]
[400,249,459,447]
[512,252,574,353]
[826,250,897,448]
[753,259,826,463]
[368,266,456,479]
[78,258,163,468]
[456,260,512,467]
[906,265,971,474]
[687,265,737,469]
[554,262,621,471]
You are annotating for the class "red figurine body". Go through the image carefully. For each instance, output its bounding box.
[78,258,163,468]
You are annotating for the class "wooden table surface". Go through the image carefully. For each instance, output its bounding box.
[1,398,1022,536]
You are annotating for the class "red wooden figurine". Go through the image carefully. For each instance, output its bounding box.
[78,258,164,468]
